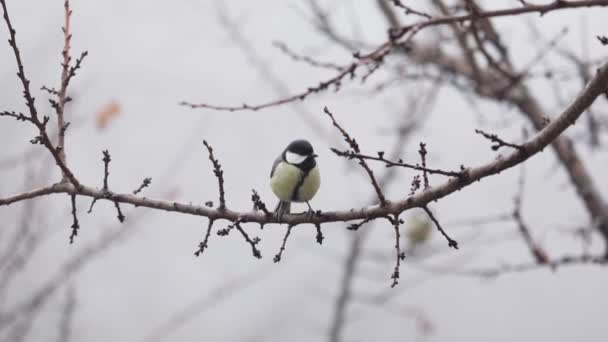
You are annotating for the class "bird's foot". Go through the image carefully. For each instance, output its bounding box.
[303,202,315,220]
[274,201,291,224]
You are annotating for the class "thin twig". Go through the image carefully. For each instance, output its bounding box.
[389,0,432,19]
[346,217,375,231]
[1,0,39,120]
[409,175,421,196]
[203,140,226,210]
[133,177,152,195]
[274,225,294,262]
[69,194,79,244]
[324,106,387,206]
[180,64,357,111]
[513,165,548,263]
[194,219,214,256]
[418,142,430,189]
[102,150,111,191]
[389,215,405,287]
[55,0,73,166]
[314,223,324,244]
[472,254,606,277]
[272,41,343,71]
[330,148,462,177]
[251,189,271,216]
[1,0,82,188]
[423,206,458,249]
[475,129,524,151]
[114,201,125,223]
[233,221,262,259]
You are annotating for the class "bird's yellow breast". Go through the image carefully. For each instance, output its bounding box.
[270,163,320,202]
[296,166,320,202]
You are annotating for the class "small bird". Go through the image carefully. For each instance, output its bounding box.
[270,139,320,220]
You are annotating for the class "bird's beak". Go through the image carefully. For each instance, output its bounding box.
[312,153,318,158]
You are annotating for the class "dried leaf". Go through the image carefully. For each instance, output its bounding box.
[95,101,121,130]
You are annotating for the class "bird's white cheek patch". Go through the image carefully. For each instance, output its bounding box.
[285,151,307,165]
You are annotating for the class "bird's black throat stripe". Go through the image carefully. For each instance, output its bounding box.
[290,157,316,202]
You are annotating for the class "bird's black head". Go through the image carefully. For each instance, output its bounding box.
[286,139,314,156]
[283,139,317,169]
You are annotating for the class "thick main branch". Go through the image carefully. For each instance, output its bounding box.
[3,62,607,226]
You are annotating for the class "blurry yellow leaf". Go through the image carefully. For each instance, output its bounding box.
[95,101,121,130]
[406,214,432,245]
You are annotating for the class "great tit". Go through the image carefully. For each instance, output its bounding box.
[270,139,320,220]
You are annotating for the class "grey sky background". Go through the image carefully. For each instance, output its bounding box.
[1,0,607,341]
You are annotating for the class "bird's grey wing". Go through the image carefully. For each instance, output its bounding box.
[270,155,282,178]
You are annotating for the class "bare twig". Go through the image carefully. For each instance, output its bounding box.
[423,206,458,249]
[194,219,214,257]
[418,142,430,189]
[1,0,40,121]
[132,177,152,195]
[274,225,294,262]
[409,174,421,196]
[315,223,324,245]
[475,129,524,151]
[86,197,98,214]
[203,140,226,210]
[55,0,73,166]
[251,189,271,217]
[324,106,387,206]
[0,110,29,121]
[273,41,343,71]
[233,221,262,259]
[86,150,124,222]
[68,194,79,244]
[102,150,111,191]
[513,166,549,263]
[388,215,405,287]
[473,254,606,277]
[346,217,375,231]
[389,0,432,19]
[114,201,125,223]
[330,148,462,177]
[1,0,81,188]
[180,63,357,112]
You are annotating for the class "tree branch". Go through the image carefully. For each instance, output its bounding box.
[182,0,608,112]
[1,0,82,189]
[2,63,608,227]
[377,0,608,251]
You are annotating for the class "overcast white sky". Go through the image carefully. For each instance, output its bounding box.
[1,1,607,341]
